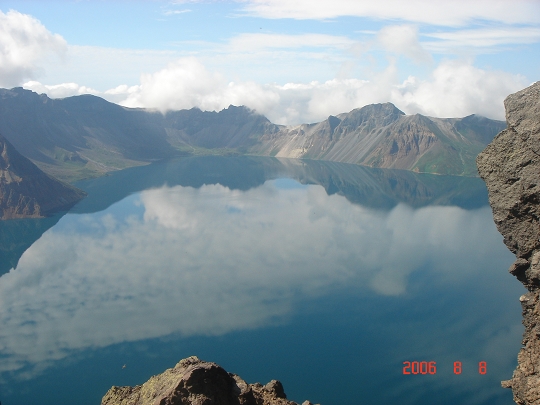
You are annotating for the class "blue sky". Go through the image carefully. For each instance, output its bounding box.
[1,0,539,124]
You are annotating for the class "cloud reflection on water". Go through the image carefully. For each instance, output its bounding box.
[0,180,513,377]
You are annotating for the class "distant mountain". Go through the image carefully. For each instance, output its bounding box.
[0,88,505,181]
[251,103,505,176]
[0,132,86,219]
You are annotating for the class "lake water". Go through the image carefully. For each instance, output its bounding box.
[0,156,524,405]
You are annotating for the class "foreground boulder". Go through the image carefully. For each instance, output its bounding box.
[477,81,540,404]
[101,356,317,405]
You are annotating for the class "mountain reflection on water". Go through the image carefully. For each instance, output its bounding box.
[0,157,522,405]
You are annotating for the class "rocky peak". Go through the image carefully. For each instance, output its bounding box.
[101,356,317,405]
[338,102,404,131]
[454,114,507,145]
[217,105,266,122]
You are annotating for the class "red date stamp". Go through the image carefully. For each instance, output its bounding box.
[403,361,487,375]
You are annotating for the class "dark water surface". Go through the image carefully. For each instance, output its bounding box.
[0,156,523,405]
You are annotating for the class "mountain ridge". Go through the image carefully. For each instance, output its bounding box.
[255,104,504,176]
[0,87,505,182]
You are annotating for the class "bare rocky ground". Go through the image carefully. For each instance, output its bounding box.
[101,356,318,405]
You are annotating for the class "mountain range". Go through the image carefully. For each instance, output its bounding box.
[0,87,505,183]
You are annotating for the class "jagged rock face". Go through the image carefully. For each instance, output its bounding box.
[477,81,540,405]
[0,132,86,219]
[101,356,315,405]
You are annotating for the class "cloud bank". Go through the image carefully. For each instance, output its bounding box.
[100,57,525,122]
[0,10,66,88]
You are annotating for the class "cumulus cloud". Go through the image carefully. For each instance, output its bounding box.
[0,180,513,377]
[391,59,527,118]
[0,10,67,87]
[240,0,540,26]
[119,57,281,114]
[107,55,524,122]
[378,25,432,63]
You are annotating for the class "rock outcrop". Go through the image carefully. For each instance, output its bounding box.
[477,81,540,404]
[0,132,86,219]
[101,356,316,405]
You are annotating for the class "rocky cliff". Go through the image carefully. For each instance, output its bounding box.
[477,81,540,404]
[0,132,86,219]
[101,356,316,405]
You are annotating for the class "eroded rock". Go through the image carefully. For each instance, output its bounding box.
[477,81,540,404]
[101,356,318,405]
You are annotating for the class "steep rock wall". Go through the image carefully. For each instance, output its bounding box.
[477,81,540,404]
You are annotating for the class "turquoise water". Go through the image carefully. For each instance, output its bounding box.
[0,156,522,405]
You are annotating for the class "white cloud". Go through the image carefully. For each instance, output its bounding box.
[104,84,140,96]
[119,57,281,114]
[109,55,523,122]
[33,44,184,92]
[163,9,192,15]
[391,59,527,118]
[378,25,432,63]
[239,0,540,26]
[23,81,99,99]
[424,26,540,53]
[0,10,67,87]
[123,57,222,110]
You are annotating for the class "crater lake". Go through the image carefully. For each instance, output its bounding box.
[0,156,523,405]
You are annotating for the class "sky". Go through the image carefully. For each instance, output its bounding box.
[0,0,539,125]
